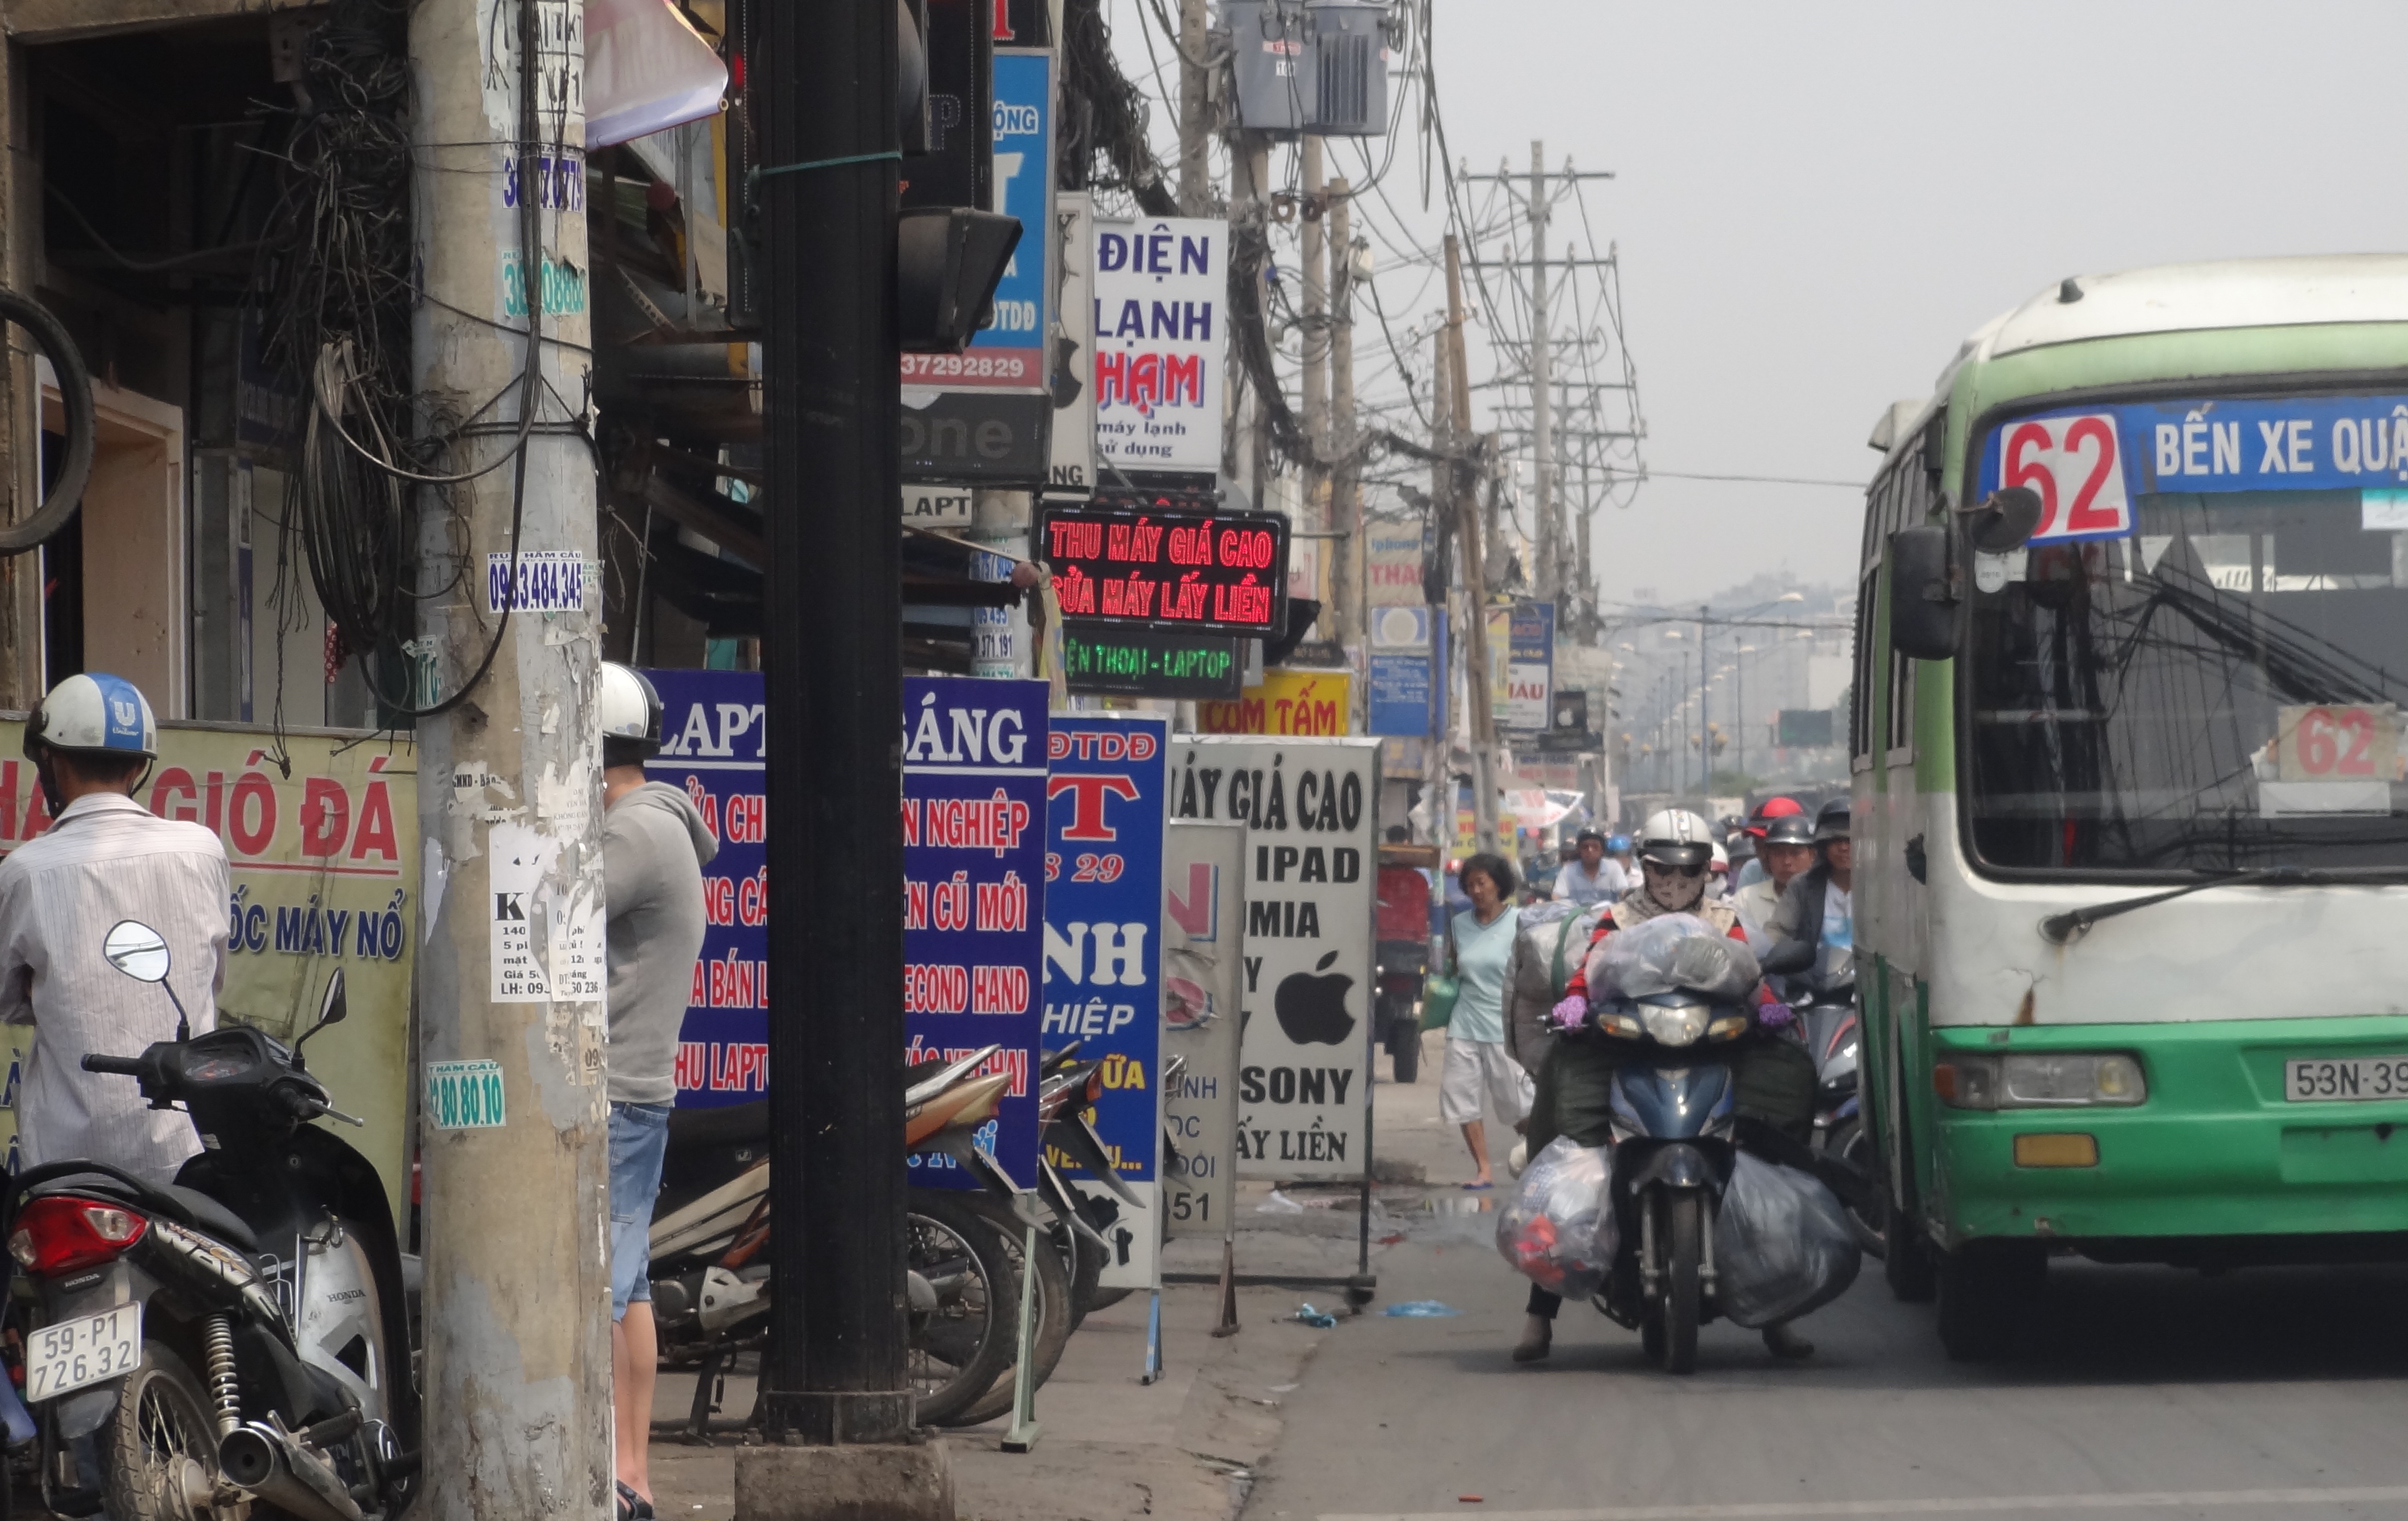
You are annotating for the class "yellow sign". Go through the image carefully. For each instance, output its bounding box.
[0,722,416,1216]
[1197,668,1352,736]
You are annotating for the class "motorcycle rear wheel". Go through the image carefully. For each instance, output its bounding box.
[1826,1118,1887,1260]
[1659,1193,1703,1375]
[904,1192,1020,1427]
[1390,1021,1421,1084]
[947,1198,1074,1427]
[98,1342,220,1521]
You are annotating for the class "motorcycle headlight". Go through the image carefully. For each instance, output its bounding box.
[1934,1052,2145,1110]
[1706,1014,1749,1043]
[1636,1002,1711,1048]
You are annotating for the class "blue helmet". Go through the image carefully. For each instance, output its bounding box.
[1606,833,1631,854]
[26,673,157,761]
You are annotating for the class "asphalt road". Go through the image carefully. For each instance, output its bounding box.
[1245,1045,2408,1521]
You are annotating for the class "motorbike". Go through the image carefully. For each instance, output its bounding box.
[1373,859,1434,1083]
[1585,988,1758,1375]
[6,920,414,1521]
[1782,974,1883,1259]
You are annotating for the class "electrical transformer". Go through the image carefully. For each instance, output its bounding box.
[1226,0,1392,137]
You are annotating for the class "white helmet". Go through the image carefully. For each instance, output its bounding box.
[1635,807,1716,869]
[27,673,157,761]
[598,663,663,761]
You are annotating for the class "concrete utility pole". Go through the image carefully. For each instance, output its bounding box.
[1528,141,1555,607]
[1698,605,1711,795]
[1300,136,1329,579]
[1232,131,1274,502]
[409,1,610,1515]
[1177,0,1212,216]
[1327,176,1359,678]
[1445,234,1499,856]
[1427,323,1452,843]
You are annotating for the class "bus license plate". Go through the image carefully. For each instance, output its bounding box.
[2285,1056,2408,1103]
[26,1301,140,1401]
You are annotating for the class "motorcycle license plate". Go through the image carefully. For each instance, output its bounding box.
[2285,1056,2408,1103]
[26,1301,140,1401]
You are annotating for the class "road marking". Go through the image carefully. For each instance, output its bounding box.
[1319,1487,2408,1521]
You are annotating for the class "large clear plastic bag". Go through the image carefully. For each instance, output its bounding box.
[1495,1136,1618,1299]
[1713,1151,1862,1328]
[1586,912,1760,1004]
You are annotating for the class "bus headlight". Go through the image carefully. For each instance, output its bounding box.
[1935,1052,2146,1110]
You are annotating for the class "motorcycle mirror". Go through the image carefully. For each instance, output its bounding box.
[294,968,347,1068]
[101,920,171,984]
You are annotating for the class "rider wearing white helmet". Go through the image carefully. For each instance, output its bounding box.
[596,663,717,1512]
[0,675,228,1185]
[1509,807,1821,1366]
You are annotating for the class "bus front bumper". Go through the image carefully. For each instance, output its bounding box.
[1930,1017,2408,1248]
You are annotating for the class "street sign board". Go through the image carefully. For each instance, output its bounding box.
[903,676,1051,1191]
[1062,624,1243,699]
[1168,737,1379,1180]
[1042,714,1167,1289]
[1038,500,1288,636]
[1092,218,1226,476]
[1162,822,1245,1237]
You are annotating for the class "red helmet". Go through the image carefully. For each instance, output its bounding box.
[1744,796,1805,839]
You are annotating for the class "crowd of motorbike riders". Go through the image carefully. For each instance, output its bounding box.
[1436,794,1858,1365]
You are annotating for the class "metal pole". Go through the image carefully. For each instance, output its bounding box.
[1177,0,1211,216]
[1234,132,1274,502]
[1528,142,1554,608]
[1698,605,1710,797]
[755,0,913,1448]
[1301,136,1329,587]
[409,1,609,1514]
[1328,177,1359,689]
[1445,235,1499,857]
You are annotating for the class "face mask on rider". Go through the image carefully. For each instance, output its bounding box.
[1642,860,1706,913]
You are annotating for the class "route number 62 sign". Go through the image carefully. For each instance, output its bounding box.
[2276,703,2400,784]
[1998,413,2133,544]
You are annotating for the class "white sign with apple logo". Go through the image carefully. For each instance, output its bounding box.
[1167,736,1378,1181]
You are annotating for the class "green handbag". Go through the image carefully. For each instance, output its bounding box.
[1419,973,1460,1031]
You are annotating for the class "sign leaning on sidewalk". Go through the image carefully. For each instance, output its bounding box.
[1042,713,1166,1290]
[904,676,1052,1191]
[644,670,766,1110]
[1167,737,1379,1180]
[1162,822,1245,1237]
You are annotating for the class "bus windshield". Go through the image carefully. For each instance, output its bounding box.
[1966,396,2408,875]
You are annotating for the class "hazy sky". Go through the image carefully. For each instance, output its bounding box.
[1116,2,2408,607]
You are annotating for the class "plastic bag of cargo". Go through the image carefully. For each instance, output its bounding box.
[1495,1136,1617,1300]
[1586,913,1759,1004]
[1712,1151,1862,1328]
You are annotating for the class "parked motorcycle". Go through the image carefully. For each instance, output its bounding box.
[1374,858,1435,1083]
[7,921,414,1521]
[1586,988,1758,1374]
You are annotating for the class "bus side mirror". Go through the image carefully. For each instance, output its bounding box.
[1967,486,2044,554]
[1889,525,1959,661]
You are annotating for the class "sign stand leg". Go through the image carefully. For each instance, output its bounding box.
[1140,1287,1165,1384]
[1211,1231,1240,1337]
[1001,1221,1044,1453]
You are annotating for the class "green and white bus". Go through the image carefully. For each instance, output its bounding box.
[1855,256,2408,1358]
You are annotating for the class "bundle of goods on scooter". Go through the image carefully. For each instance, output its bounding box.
[1584,912,1758,1004]
[1713,1151,1862,1327]
[1496,1137,1617,1299]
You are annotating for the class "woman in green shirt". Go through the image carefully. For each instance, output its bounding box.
[1442,853,1534,1189]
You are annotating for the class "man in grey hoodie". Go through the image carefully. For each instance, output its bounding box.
[598,664,717,1514]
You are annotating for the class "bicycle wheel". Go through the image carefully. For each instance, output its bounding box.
[904,1191,1019,1427]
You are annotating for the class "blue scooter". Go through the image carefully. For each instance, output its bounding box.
[1588,989,1756,1374]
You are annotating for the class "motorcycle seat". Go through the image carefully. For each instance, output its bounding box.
[667,1100,767,1150]
[31,1178,261,1255]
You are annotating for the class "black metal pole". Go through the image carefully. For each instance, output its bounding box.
[756,0,910,1445]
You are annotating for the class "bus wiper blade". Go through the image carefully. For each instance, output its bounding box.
[2039,867,2311,945]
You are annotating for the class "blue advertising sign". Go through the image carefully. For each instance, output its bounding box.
[968,49,1053,379]
[644,670,768,1111]
[1982,394,2408,547]
[1367,616,1446,738]
[903,677,1051,1190]
[1040,715,1167,1183]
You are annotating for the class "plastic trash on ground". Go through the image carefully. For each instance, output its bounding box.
[1382,1300,1460,1317]
[1713,1151,1862,1328]
[1289,1303,1337,1328]
[1495,1136,1617,1300]
[1587,913,1759,1004]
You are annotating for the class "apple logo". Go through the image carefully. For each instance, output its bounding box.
[1274,950,1355,1046]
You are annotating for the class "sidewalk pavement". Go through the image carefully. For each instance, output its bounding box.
[643,1029,1500,1521]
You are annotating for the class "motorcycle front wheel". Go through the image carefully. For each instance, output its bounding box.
[904,1193,1020,1426]
[1657,1192,1703,1375]
[97,1342,220,1521]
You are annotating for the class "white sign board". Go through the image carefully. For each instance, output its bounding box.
[1168,737,1377,1179]
[1093,218,1226,476]
[1162,822,1245,1237]
[1048,191,1097,498]
[901,487,974,527]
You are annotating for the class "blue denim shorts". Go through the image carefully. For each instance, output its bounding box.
[609,1101,673,1319]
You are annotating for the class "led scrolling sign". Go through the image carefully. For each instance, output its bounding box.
[1039,502,1290,638]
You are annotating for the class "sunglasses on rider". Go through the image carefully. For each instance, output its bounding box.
[1646,861,1706,879]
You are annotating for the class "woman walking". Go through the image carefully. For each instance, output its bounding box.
[1442,853,1533,1190]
